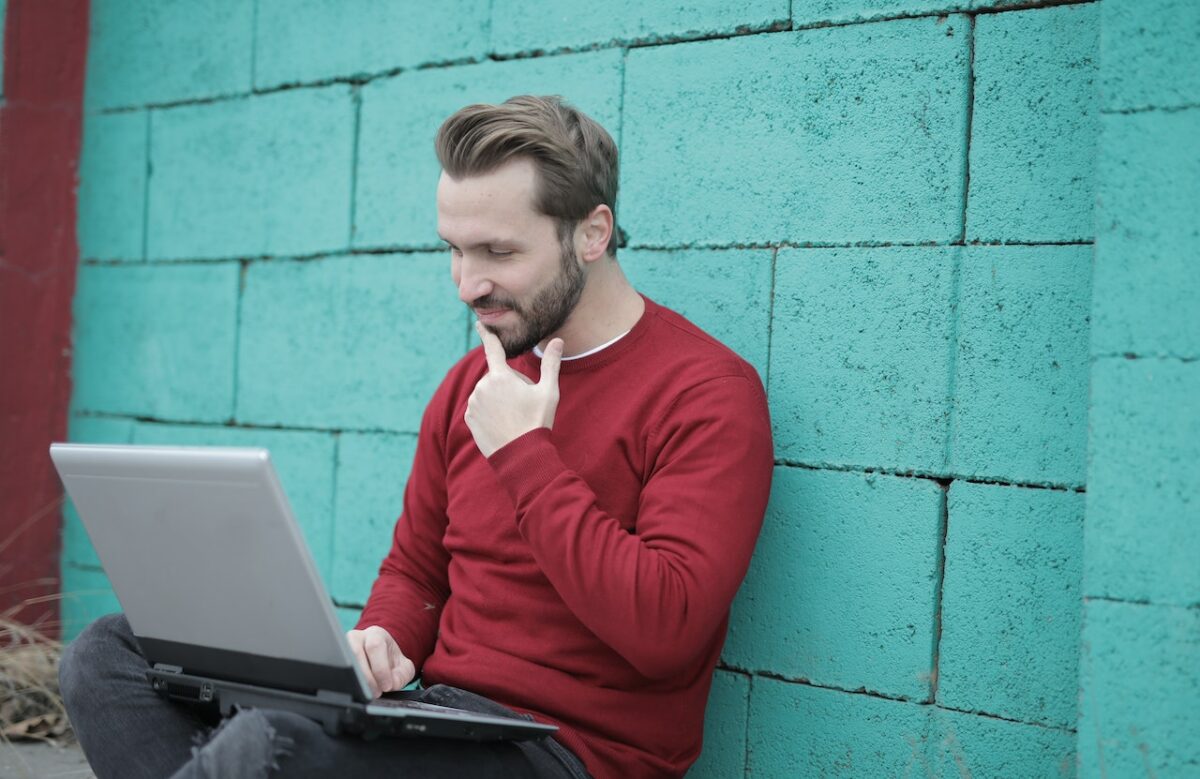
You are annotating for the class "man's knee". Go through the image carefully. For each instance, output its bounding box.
[59,612,134,699]
[71,611,133,647]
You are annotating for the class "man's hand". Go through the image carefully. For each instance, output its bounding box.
[346,626,416,698]
[465,321,563,458]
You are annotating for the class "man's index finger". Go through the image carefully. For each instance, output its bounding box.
[475,320,509,373]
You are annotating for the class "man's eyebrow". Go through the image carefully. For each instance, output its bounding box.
[437,234,518,249]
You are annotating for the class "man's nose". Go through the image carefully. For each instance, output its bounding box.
[456,257,493,304]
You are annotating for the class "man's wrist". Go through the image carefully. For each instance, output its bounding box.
[486,427,563,509]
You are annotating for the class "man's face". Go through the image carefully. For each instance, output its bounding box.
[437,158,586,358]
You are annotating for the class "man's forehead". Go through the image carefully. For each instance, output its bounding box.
[437,159,538,205]
[436,204,526,246]
[436,161,550,244]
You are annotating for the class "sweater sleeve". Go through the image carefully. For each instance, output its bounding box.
[355,394,453,672]
[486,373,774,680]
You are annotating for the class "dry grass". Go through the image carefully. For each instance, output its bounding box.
[0,609,72,745]
[0,496,75,745]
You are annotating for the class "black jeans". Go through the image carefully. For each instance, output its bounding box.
[60,614,591,779]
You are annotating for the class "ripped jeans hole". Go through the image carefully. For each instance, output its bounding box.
[187,708,295,778]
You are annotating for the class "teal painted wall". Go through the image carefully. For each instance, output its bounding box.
[62,0,1195,775]
[1077,0,1200,776]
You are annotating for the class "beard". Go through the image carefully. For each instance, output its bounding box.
[474,235,586,358]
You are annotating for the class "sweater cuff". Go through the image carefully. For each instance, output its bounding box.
[487,427,567,510]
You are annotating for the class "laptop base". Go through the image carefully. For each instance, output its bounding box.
[147,667,556,742]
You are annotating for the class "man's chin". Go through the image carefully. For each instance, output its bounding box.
[480,323,535,359]
[499,339,535,359]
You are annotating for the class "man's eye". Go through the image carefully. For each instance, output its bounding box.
[488,249,513,257]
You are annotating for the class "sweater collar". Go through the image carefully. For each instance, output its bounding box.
[519,294,658,375]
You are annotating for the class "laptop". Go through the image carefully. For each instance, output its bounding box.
[49,442,556,742]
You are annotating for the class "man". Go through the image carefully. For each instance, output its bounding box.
[60,95,773,779]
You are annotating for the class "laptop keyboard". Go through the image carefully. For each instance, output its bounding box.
[370,698,483,718]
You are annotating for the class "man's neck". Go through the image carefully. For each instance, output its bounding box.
[541,260,645,358]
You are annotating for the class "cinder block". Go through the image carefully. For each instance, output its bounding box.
[770,247,957,473]
[332,432,418,606]
[952,245,1091,487]
[491,0,786,55]
[84,0,253,110]
[792,1,946,26]
[748,678,930,776]
[1092,109,1200,359]
[928,707,1076,778]
[622,17,969,247]
[938,483,1083,728]
[688,670,749,778]
[622,249,772,379]
[725,467,942,700]
[1079,600,1200,778]
[791,1,1029,26]
[747,676,1075,777]
[967,3,1099,242]
[59,564,122,642]
[1101,0,1200,112]
[71,263,238,421]
[60,416,136,570]
[1086,358,1200,606]
[354,51,622,249]
[77,111,147,260]
[132,422,337,583]
[237,253,467,432]
[147,86,354,260]
[254,0,489,89]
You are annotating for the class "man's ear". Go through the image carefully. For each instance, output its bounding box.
[578,204,614,263]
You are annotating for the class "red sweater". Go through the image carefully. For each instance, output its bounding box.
[358,297,774,778]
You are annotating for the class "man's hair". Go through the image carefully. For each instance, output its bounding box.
[435,95,620,257]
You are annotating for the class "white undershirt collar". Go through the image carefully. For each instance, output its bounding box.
[533,328,632,361]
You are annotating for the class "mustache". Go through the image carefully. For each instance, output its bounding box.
[471,295,520,312]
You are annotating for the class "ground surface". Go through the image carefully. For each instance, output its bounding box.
[0,740,95,778]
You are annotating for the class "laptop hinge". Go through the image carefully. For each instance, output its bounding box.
[153,663,183,674]
[315,689,355,706]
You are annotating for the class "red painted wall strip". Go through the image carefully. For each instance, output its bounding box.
[0,0,89,636]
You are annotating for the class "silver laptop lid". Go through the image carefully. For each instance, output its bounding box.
[50,443,372,699]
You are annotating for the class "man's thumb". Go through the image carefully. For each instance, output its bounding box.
[540,338,564,386]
